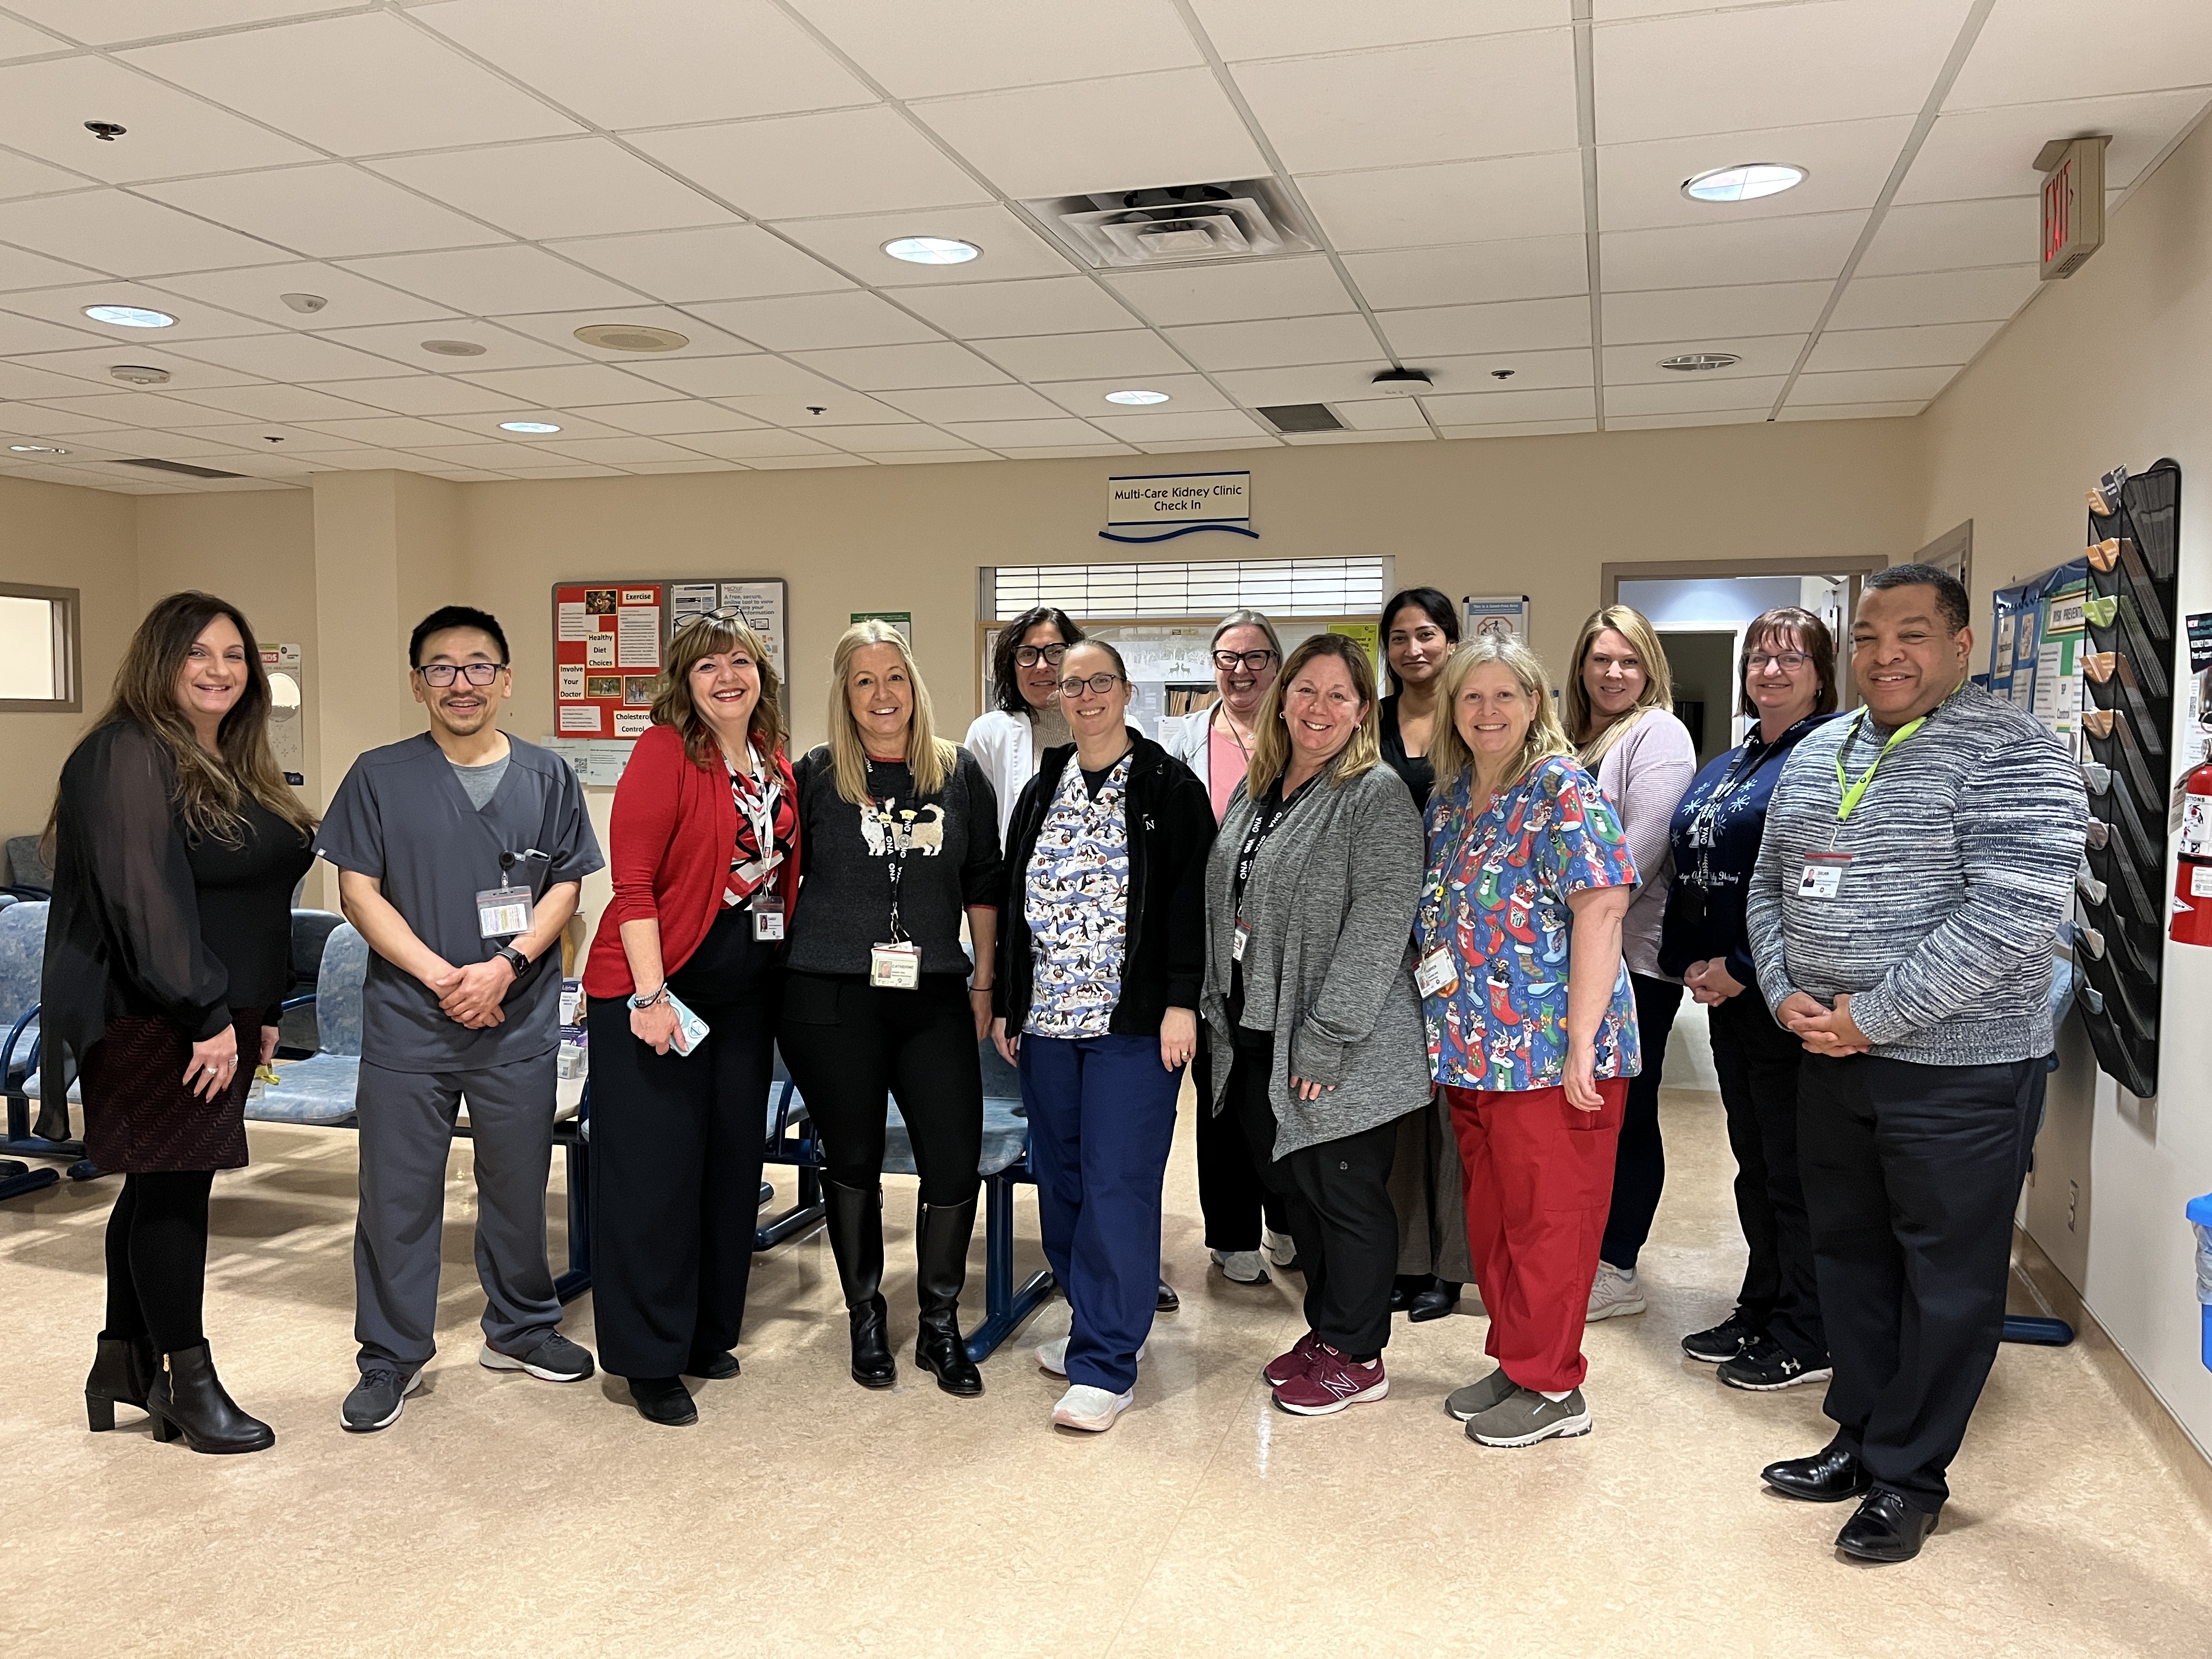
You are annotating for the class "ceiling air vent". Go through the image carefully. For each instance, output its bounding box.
[116,458,247,479]
[1256,403,1344,435]
[1023,179,1318,269]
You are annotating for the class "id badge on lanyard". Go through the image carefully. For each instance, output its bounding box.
[477,885,533,939]
[751,894,786,941]
[1798,851,1852,899]
[870,794,919,988]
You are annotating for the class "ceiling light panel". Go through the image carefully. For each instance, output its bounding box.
[775,205,1072,286]
[370,139,738,242]
[550,225,856,304]
[337,244,643,315]
[1032,373,1232,417]
[1898,89,2205,206]
[1601,120,1904,232]
[6,287,273,349]
[1298,151,1588,253]
[883,237,979,265]
[0,55,320,181]
[1189,0,1563,59]
[687,292,944,353]
[1681,164,1806,204]
[629,106,992,222]
[0,190,292,278]
[143,165,507,261]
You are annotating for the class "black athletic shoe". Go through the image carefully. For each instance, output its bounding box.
[1681,1312,1762,1364]
[1718,1336,1833,1393]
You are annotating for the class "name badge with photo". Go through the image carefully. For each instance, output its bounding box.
[751,894,786,941]
[1415,947,1460,998]
[1797,853,1852,900]
[477,884,534,939]
[870,941,921,989]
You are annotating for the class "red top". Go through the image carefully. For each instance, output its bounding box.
[580,721,802,999]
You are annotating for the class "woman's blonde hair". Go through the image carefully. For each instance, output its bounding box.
[826,619,956,805]
[651,611,787,770]
[1565,603,1675,767]
[1245,632,1382,799]
[1427,634,1575,800]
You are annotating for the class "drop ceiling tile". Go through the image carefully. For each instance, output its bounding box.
[1033,373,1233,416]
[152,262,461,329]
[1103,258,1353,326]
[312,376,515,415]
[371,139,736,241]
[0,308,134,353]
[788,0,1201,98]
[1776,400,1926,421]
[409,441,566,467]
[912,69,1266,200]
[144,165,508,262]
[1233,31,1579,172]
[1394,347,1596,392]
[973,330,1189,381]
[716,390,914,425]
[483,462,626,478]
[57,426,255,460]
[939,417,1109,447]
[176,383,385,422]
[1853,196,2038,276]
[1946,0,2212,109]
[1334,397,1430,430]
[293,415,484,449]
[431,410,629,443]
[1598,117,1916,234]
[775,205,1074,286]
[623,354,848,398]
[992,443,1137,458]
[337,244,645,314]
[1281,427,1433,445]
[0,190,289,277]
[1190,0,1567,59]
[0,151,93,201]
[1606,409,1769,430]
[1340,237,1589,308]
[583,401,766,436]
[1131,435,1278,453]
[1300,151,1588,252]
[0,14,66,57]
[538,436,710,465]
[1605,375,1784,415]
[630,106,989,222]
[120,13,583,155]
[894,276,1136,339]
[416,0,873,128]
[1161,313,1380,371]
[619,459,748,474]
[0,56,321,183]
[460,362,687,407]
[878,383,1066,422]
[1592,0,1972,145]
[0,391,126,429]
[11,344,259,390]
[0,245,100,293]
[671,428,844,459]
[8,280,281,347]
[686,292,944,352]
[747,453,872,468]
[489,307,759,360]
[551,225,855,303]
[1804,321,2000,373]
[30,389,260,426]
[1604,334,1805,385]
[788,341,1013,390]
[1899,89,2209,205]
[813,424,974,453]
[1088,409,1266,442]
[1602,211,1867,291]
[1420,385,1595,423]
[8,2,344,46]
[166,331,428,382]
[862,449,995,464]
[1603,282,1832,344]
[314,319,579,374]
[1826,265,2038,329]
[1377,296,1590,358]
[1218,350,1591,406]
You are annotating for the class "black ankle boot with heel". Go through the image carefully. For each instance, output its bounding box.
[825,1178,896,1389]
[84,1330,158,1432]
[913,1197,983,1397]
[146,1341,274,1455]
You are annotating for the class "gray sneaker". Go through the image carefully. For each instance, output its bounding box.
[479,1331,595,1382]
[1445,1367,1519,1422]
[341,1365,424,1432]
[1466,1385,1592,1447]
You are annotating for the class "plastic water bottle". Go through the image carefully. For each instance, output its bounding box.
[2190,1192,2212,1373]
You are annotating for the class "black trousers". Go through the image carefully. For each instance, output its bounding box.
[778,971,982,1207]
[586,910,778,1379]
[104,1170,216,1353]
[1708,991,1825,1363]
[1798,1051,2044,1511]
[1227,1035,1399,1358]
[1193,1024,1288,1250]
[1599,972,1684,1271]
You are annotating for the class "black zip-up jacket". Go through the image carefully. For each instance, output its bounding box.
[993,731,1215,1038]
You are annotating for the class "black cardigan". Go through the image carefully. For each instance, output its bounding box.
[993,732,1215,1037]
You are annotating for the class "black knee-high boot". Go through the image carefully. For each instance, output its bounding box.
[824,1178,895,1389]
[913,1197,982,1397]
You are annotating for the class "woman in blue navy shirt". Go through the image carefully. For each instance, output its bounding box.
[1658,606,1839,1393]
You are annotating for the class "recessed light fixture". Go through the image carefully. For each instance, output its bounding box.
[1104,388,1171,405]
[110,364,171,385]
[573,323,689,353]
[1682,163,1805,204]
[422,338,488,357]
[883,236,980,266]
[10,443,67,454]
[84,303,175,328]
[499,420,562,434]
[1658,352,1742,372]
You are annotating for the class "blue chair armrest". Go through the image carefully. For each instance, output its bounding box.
[280,992,317,1014]
[1,1002,36,1081]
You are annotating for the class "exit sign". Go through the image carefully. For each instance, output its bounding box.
[2037,135,2108,280]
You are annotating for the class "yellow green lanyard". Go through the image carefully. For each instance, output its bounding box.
[1833,710,1926,821]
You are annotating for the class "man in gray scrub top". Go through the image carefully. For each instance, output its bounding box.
[315,605,605,1434]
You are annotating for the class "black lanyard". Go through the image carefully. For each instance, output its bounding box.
[1232,773,1317,926]
[867,759,920,944]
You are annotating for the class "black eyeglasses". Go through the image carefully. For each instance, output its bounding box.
[1056,673,1125,697]
[674,606,743,634]
[1212,649,1278,672]
[1013,644,1069,668]
[1747,651,1811,670]
[417,662,506,687]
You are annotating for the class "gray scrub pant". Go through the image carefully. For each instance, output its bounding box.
[353,1052,564,1373]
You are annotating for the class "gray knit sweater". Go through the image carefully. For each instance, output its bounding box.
[1200,761,1430,1158]
[1746,683,2087,1066]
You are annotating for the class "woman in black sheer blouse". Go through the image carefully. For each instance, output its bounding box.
[44,592,315,1455]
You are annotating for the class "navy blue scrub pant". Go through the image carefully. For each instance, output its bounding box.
[1019,1031,1183,1394]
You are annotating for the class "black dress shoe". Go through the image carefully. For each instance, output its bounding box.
[1761,1441,1872,1503]
[684,1350,739,1380]
[1408,1282,1463,1323]
[1155,1279,1180,1311]
[1835,1489,1937,1562]
[1389,1274,1423,1313]
[629,1376,698,1426]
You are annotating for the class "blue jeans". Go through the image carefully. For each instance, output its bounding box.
[1019,1031,1183,1393]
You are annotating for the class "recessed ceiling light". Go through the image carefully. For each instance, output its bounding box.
[110,364,171,385]
[84,303,175,328]
[1104,388,1171,405]
[1682,163,1806,204]
[883,236,980,265]
[10,443,67,454]
[1658,352,1742,372]
[500,420,562,434]
[573,323,689,353]
[422,338,488,357]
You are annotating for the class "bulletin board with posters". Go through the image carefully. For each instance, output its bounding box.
[550,577,788,747]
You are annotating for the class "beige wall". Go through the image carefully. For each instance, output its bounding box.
[1916,109,2212,1463]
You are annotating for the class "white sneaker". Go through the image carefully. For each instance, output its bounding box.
[1051,1383,1133,1432]
[1211,1248,1268,1284]
[1036,1335,1146,1376]
[1263,1228,1299,1268]
[1586,1261,1646,1321]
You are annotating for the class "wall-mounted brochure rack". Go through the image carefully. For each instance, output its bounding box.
[2075,458,2181,1099]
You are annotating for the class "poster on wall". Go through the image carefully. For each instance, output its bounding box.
[1463,595,1530,642]
[851,610,912,642]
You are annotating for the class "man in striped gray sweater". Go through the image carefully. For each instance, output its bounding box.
[1746,562,2088,1564]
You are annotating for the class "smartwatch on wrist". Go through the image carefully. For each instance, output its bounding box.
[494,944,529,975]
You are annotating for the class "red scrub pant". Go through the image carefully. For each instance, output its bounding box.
[1445,1078,1630,1395]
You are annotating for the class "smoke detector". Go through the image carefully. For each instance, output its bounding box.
[1371,368,1433,396]
[110,364,171,385]
[1659,352,1741,372]
[573,323,689,353]
[280,292,328,314]
[1023,179,1317,269]
[422,338,488,357]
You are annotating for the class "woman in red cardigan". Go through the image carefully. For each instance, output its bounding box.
[582,611,798,1427]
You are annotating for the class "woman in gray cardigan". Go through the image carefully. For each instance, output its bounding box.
[1201,633,1429,1417]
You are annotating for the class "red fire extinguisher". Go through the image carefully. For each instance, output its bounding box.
[2175,753,2212,947]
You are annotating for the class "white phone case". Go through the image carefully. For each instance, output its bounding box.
[663,989,712,1056]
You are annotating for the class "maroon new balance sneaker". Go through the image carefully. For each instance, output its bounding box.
[1262,1329,1323,1387]
[1271,1346,1388,1415]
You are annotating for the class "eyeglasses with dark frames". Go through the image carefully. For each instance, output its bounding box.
[674,605,746,634]
[416,661,506,687]
[1212,648,1279,672]
[1013,643,1070,668]
[1746,651,1812,670]
[1056,672,1125,698]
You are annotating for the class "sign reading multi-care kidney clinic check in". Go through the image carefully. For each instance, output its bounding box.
[1102,471,1256,544]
